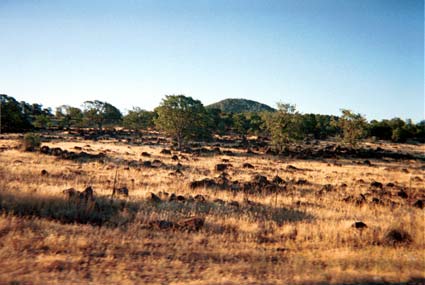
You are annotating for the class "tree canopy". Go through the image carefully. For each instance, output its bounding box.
[122,107,155,130]
[82,100,122,129]
[154,95,211,149]
[1,94,424,145]
[263,103,303,152]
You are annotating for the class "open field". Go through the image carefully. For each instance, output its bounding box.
[0,132,424,285]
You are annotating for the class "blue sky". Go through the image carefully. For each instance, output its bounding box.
[0,0,423,121]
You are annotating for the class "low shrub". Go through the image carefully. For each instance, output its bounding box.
[21,133,41,151]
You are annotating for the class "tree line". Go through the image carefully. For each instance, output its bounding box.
[1,94,424,150]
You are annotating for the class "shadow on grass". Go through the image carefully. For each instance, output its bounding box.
[0,191,136,226]
[0,190,313,227]
[145,198,314,226]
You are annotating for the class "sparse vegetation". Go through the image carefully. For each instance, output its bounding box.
[0,130,423,284]
[263,103,303,152]
[21,133,41,151]
[333,109,368,146]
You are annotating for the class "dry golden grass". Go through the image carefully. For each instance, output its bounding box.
[0,134,424,284]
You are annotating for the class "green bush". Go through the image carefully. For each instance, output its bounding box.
[21,133,41,151]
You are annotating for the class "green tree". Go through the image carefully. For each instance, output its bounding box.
[263,103,303,153]
[246,112,266,136]
[122,107,155,130]
[416,120,425,142]
[55,105,84,129]
[154,95,211,149]
[232,113,250,140]
[0,94,32,132]
[333,109,367,146]
[33,114,53,129]
[369,119,392,140]
[82,100,122,129]
[206,108,228,135]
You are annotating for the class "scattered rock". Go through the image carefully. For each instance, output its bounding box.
[40,145,51,154]
[160,149,172,155]
[213,198,225,205]
[171,155,179,161]
[152,159,163,166]
[215,164,229,171]
[150,193,162,203]
[397,190,408,199]
[141,152,151,157]
[252,174,268,187]
[383,229,412,246]
[169,193,177,202]
[272,175,284,184]
[413,200,424,209]
[52,148,63,156]
[194,194,206,202]
[386,182,396,187]
[352,221,367,229]
[370,181,383,189]
[158,191,169,199]
[295,179,309,185]
[169,169,184,176]
[413,176,423,182]
[189,178,217,189]
[242,163,254,169]
[41,169,49,176]
[286,165,298,171]
[176,195,186,202]
[222,150,234,156]
[321,184,333,192]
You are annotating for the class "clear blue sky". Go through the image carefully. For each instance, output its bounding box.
[0,0,423,121]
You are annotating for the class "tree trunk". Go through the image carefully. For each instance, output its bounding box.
[177,136,182,150]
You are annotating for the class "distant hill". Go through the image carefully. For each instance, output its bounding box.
[206,98,275,113]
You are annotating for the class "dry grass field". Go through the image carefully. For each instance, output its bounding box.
[0,132,424,285]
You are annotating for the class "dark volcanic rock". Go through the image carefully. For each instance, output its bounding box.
[413,200,424,209]
[397,190,408,199]
[242,163,255,169]
[215,164,229,171]
[189,178,218,189]
[272,175,284,184]
[160,149,172,155]
[370,181,383,189]
[150,193,162,203]
[352,221,367,229]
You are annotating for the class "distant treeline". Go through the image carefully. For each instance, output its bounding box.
[1,94,424,144]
